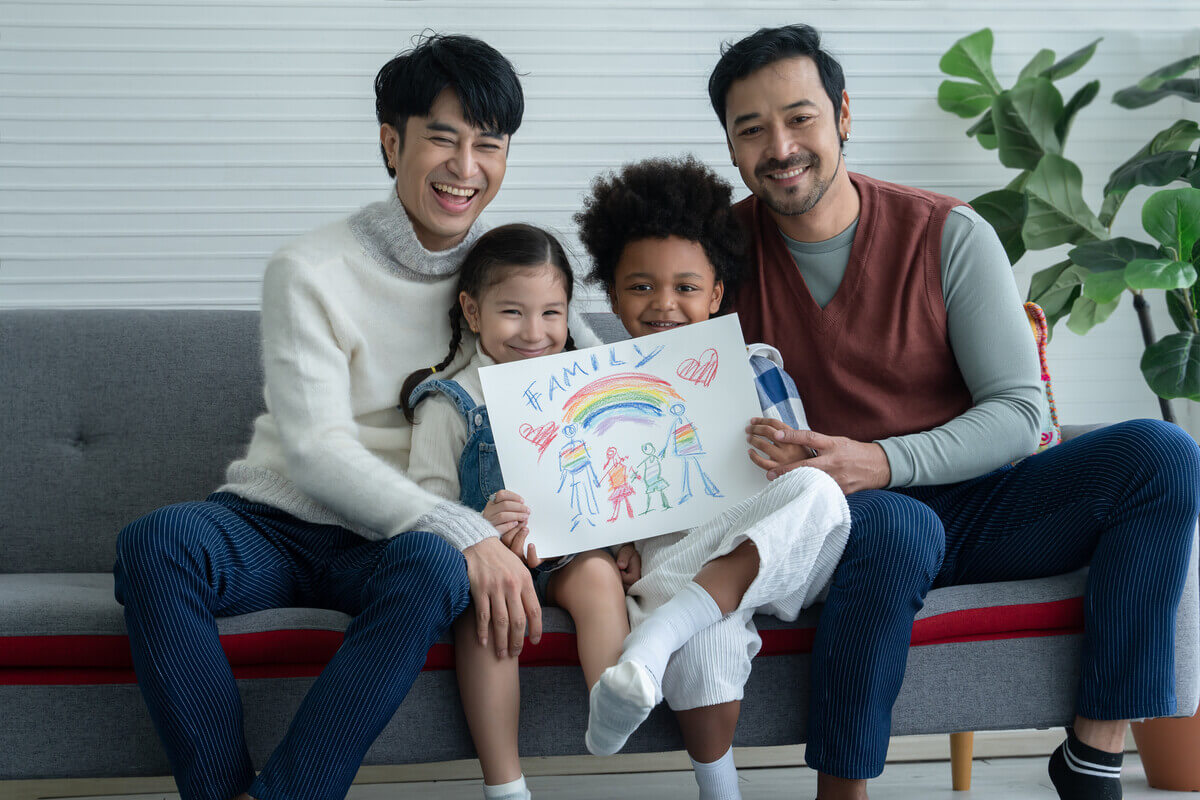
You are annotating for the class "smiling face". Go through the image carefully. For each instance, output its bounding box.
[724,56,855,239]
[459,263,570,364]
[608,236,724,339]
[380,87,508,251]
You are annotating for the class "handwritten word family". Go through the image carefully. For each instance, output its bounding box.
[522,343,665,412]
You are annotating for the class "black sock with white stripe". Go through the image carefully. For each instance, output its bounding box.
[1049,727,1123,800]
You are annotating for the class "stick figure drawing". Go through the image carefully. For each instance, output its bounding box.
[634,442,671,515]
[557,424,601,529]
[660,402,721,504]
[601,446,638,522]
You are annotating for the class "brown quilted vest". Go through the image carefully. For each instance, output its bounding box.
[733,172,974,442]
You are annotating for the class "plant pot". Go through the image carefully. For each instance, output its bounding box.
[1130,708,1200,790]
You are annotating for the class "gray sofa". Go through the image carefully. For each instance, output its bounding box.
[2,307,1197,782]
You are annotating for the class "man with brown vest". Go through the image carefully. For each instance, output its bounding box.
[711,24,1200,800]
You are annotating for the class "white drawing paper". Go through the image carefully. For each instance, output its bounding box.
[478,314,768,558]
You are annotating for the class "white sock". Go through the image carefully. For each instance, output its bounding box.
[585,660,658,755]
[584,582,723,757]
[482,774,532,800]
[621,580,723,693]
[691,747,741,800]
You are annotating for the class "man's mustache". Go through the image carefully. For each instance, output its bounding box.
[755,155,818,178]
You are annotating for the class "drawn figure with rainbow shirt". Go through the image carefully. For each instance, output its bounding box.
[602,446,638,522]
[660,402,722,504]
[557,423,601,529]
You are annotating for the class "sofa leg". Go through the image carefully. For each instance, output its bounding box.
[950,731,974,790]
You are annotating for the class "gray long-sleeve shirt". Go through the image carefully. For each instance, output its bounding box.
[781,206,1042,487]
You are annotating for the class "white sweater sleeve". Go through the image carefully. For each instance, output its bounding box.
[260,257,496,550]
[407,393,470,503]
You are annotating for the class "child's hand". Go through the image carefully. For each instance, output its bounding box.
[615,543,641,588]
[503,526,544,568]
[482,489,529,536]
[745,417,815,471]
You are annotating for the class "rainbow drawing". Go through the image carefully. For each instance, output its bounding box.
[561,372,685,435]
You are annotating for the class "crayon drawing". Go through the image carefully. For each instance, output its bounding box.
[479,314,767,557]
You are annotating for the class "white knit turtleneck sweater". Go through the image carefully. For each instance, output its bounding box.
[218,193,499,550]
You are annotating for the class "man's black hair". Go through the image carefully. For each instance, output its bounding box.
[574,155,745,304]
[375,33,524,177]
[707,24,845,128]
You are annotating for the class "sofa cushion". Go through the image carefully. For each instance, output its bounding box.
[0,569,1088,685]
[0,310,265,574]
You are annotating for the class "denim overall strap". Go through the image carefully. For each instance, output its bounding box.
[407,377,476,417]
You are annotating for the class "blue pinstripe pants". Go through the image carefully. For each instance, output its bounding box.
[804,419,1200,779]
[113,492,471,800]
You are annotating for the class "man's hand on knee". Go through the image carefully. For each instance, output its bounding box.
[463,536,542,658]
[746,419,891,494]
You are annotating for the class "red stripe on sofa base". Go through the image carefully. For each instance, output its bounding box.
[0,599,1084,686]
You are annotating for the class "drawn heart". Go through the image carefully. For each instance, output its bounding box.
[676,348,719,387]
[518,421,559,461]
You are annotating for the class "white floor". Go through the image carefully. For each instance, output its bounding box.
[46,754,1198,800]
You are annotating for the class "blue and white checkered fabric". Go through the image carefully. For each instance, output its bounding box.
[748,343,808,431]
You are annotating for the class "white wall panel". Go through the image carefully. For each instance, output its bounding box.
[1,0,1198,427]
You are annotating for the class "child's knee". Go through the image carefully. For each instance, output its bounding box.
[555,550,623,600]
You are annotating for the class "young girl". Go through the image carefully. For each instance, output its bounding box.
[401,224,635,800]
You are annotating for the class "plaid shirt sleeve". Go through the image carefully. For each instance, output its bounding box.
[748,346,809,431]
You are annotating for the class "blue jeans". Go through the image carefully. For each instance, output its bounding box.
[804,419,1200,779]
[114,492,470,800]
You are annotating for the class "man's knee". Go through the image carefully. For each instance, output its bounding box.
[844,491,944,586]
[113,503,216,598]
[377,531,470,620]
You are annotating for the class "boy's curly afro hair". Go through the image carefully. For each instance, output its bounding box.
[574,155,746,301]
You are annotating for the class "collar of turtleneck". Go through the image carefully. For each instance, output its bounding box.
[347,191,483,283]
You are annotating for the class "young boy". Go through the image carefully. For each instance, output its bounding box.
[574,156,851,800]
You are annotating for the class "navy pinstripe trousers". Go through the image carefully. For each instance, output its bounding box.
[113,492,471,800]
[804,419,1200,779]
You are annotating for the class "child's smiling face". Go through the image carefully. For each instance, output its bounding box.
[608,235,724,339]
[460,263,570,364]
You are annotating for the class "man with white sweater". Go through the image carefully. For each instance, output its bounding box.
[113,34,561,800]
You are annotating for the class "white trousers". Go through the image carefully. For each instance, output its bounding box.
[626,467,850,710]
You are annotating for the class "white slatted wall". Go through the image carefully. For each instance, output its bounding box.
[2,1,1199,431]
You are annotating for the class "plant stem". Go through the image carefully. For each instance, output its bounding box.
[1132,291,1176,423]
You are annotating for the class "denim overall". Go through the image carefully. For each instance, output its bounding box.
[409,377,566,600]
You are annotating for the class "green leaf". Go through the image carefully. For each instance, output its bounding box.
[1143,187,1200,261]
[992,79,1064,170]
[1124,258,1197,290]
[1023,154,1107,249]
[1043,38,1102,81]
[940,29,1001,93]
[1082,269,1129,304]
[965,112,998,149]
[1100,121,1200,227]
[1066,294,1120,335]
[938,80,995,118]
[1113,55,1200,109]
[1055,80,1100,144]
[1028,260,1086,318]
[1141,331,1200,399]
[1166,289,1195,333]
[1005,171,1030,192]
[1114,77,1200,109]
[971,190,1027,264]
[1069,237,1162,272]
[1017,49,1056,84]
[1105,151,1197,196]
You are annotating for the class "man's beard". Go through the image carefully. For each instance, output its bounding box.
[754,153,838,217]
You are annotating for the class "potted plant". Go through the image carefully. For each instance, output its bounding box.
[938,29,1200,790]
[937,29,1200,421]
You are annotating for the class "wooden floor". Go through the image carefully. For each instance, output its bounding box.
[5,732,1193,800]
